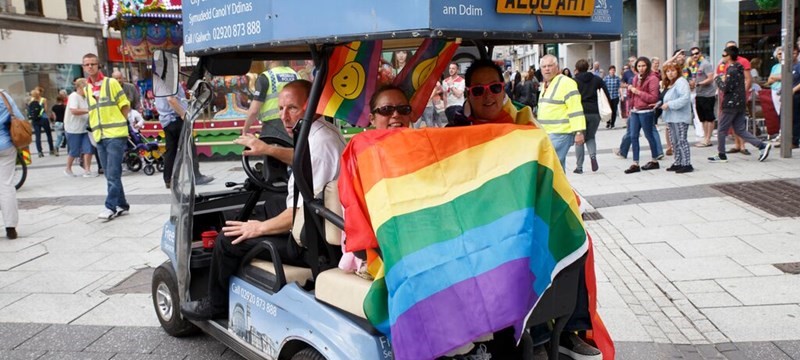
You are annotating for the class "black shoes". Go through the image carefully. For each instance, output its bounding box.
[573,168,583,174]
[590,156,599,172]
[6,227,17,239]
[675,165,694,173]
[641,161,660,170]
[180,297,227,321]
[666,164,680,172]
[624,164,640,174]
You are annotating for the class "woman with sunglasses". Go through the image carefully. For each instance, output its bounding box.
[368,85,413,129]
[459,59,535,127]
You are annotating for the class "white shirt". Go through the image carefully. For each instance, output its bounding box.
[127,109,145,132]
[64,92,89,134]
[442,75,466,108]
[286,118,346,207]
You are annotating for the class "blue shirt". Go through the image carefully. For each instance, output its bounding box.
[792,61,800,89]
[0,89,25,151]
[155,86,188,128]
[622,69,635,85]
[603,75,621,99]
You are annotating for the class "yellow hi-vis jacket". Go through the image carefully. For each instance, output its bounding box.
[258,66,298,121]
[86,78,130,142]
[536,74,586,135]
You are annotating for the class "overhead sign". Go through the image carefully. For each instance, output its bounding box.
[495,0,596,16]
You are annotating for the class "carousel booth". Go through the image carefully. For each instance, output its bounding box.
[103,0,262,158]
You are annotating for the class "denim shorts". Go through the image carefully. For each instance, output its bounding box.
[66,133,94,157]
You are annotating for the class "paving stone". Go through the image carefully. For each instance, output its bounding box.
[686,292,743,308]
[84,327,167,354]
[684,219,769,238]
[746,264,786,276]
[666,332,691,344]
[0,294,105,324]
[108,354,186,360]
[650,257,751,281]
[716,276,800,306]
[3,271,108,294]
[681,328,707,342]
[774,341,800,358]
[0,323,49,350]
[0,349,46,359]
[666,236,760,258]
[0,246,47,271]
[15,324,111,352]
[37,351,114,360]
[705,331,729,344]
[728,253,800,267]
[72,294,160,327]
[0,294,26,310]
[694,319,719,333]
[151,333,228,357]
[732,342,794,360]
[703,305,800,342]
[619,224,697,244]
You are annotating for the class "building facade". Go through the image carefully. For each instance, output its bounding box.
[0,0,102,107]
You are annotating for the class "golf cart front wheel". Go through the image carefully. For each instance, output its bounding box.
[291,348,326,360]
[152,264,199,337]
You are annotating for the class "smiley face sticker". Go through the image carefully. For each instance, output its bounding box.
[332,61,366,100]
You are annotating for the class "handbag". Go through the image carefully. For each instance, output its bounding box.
[0,92,33,148]
[597,88,612,122]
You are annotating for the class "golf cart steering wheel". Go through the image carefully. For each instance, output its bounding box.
[242,136,291,192]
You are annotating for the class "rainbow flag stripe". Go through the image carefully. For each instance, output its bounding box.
[339,125,589,360]
[316,41,382,127]
[393,39,460,120]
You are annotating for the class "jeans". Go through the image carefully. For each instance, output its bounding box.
[54,122,66,149]
[717,110,765,154]
[548,133,575,172]
[32,118,54,155]
[96,137,129,212]
[575,114,600,170]
[629,111,661,162]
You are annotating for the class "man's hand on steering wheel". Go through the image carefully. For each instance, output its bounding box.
[234,133,272,157]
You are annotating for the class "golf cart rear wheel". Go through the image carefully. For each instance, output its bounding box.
[291,348,326,360]
[152,264,199,337]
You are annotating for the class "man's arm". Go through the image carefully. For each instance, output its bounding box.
[242,99,263,134]
[233,133,294,165]
[223,207,293,245]
[166,96,186,119]
[450,79,465,99]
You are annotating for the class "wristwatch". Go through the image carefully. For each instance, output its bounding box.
[575,131,584,136]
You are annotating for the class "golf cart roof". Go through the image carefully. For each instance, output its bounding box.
[182,0,621,57]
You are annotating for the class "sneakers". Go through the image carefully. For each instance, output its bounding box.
[196,175,215,185]
[97,208,116,220]
[759,143,772,162]
[64,169,75,177]
[559,333,601,360]
[708,154,728,163]
[666,164,680,172]
[590,156,599,172]
[180,297,227,321]
[115,206,129,217]
[624,164,640,174]
[641,161,660,170]
[83,171,98,178]
[6,227,17,240]
[573,168,583,174]
[675,165,694,173]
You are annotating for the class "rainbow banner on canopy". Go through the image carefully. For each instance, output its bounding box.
[393,39,459,120]
[316,41,382,127]
[338,125,611,360]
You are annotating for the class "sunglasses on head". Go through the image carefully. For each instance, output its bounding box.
[372,104,412,116]
[467,81,504,97]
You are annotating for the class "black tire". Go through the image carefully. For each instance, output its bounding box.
[127,156,142,172]
[291,348,326,360]
[14,153,26,190]
[152,264,199,337]
[143,165,155,176]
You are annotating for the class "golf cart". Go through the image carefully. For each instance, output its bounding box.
[151,2,621,359]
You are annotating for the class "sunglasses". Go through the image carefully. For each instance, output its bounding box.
[722,53,729,57]
[372,104,412,116]
[691,52,700,56]
[467,81,504,97]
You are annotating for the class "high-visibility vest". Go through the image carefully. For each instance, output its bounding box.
[86,78,129,142]
[537,74,586,134]
[258,66,298,121]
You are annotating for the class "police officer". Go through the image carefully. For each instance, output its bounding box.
[241,61,299,143]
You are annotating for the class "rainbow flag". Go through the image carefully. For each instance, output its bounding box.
[393,39,459,120]
[339,125,597,360]
[316,41,382,127]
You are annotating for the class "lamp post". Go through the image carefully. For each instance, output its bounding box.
[780,0,794,157]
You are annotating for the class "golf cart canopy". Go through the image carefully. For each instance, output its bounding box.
[182,0,621,58]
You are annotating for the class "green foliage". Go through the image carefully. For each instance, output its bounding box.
[755,0,780,10]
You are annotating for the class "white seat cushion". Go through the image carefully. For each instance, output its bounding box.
[315,268,372,319]
[291,180,344,247]
[250,259,312,287]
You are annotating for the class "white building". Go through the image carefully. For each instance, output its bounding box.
[0,0,102,105]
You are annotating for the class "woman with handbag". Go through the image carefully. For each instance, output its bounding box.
[572,59,611,173]
[0,89,22,239]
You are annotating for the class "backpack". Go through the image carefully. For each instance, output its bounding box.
[27,100,42,122]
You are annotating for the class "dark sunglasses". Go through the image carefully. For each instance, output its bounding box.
[691,52,700,56]
[722,53,729,57]
[372,104,412,116]
[467,81,504,97]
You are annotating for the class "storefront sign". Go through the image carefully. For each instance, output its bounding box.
[495,0,596,16]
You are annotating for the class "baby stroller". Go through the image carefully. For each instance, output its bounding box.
[124,124,165,176]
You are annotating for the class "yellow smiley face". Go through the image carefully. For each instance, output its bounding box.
[412,56,438,90]
[332,61,365,100]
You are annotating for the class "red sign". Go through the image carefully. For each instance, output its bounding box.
[107,38,136,62]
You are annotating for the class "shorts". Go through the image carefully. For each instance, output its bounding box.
[695,96,716,122]
[66,132,94,157]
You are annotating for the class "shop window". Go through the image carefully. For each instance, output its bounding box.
[66,0,82,21]
[24,0,43,16]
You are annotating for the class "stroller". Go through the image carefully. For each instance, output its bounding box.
[124,124,165,176]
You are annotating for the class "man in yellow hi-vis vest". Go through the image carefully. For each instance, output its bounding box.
[83,53,131,220]
[241,61,298,143]
[537,54,586,171]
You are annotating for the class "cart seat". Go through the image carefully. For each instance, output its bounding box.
[316,267,372,319]
[249,259,313,287]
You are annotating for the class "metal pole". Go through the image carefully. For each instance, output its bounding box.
[780,0,794,157]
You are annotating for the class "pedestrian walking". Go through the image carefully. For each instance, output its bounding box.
[604,65,621,129]
[0,88,21,239]
[537,55,586,170]
[573,59,610,173]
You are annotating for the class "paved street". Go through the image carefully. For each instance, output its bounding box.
[0,125,798,359]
